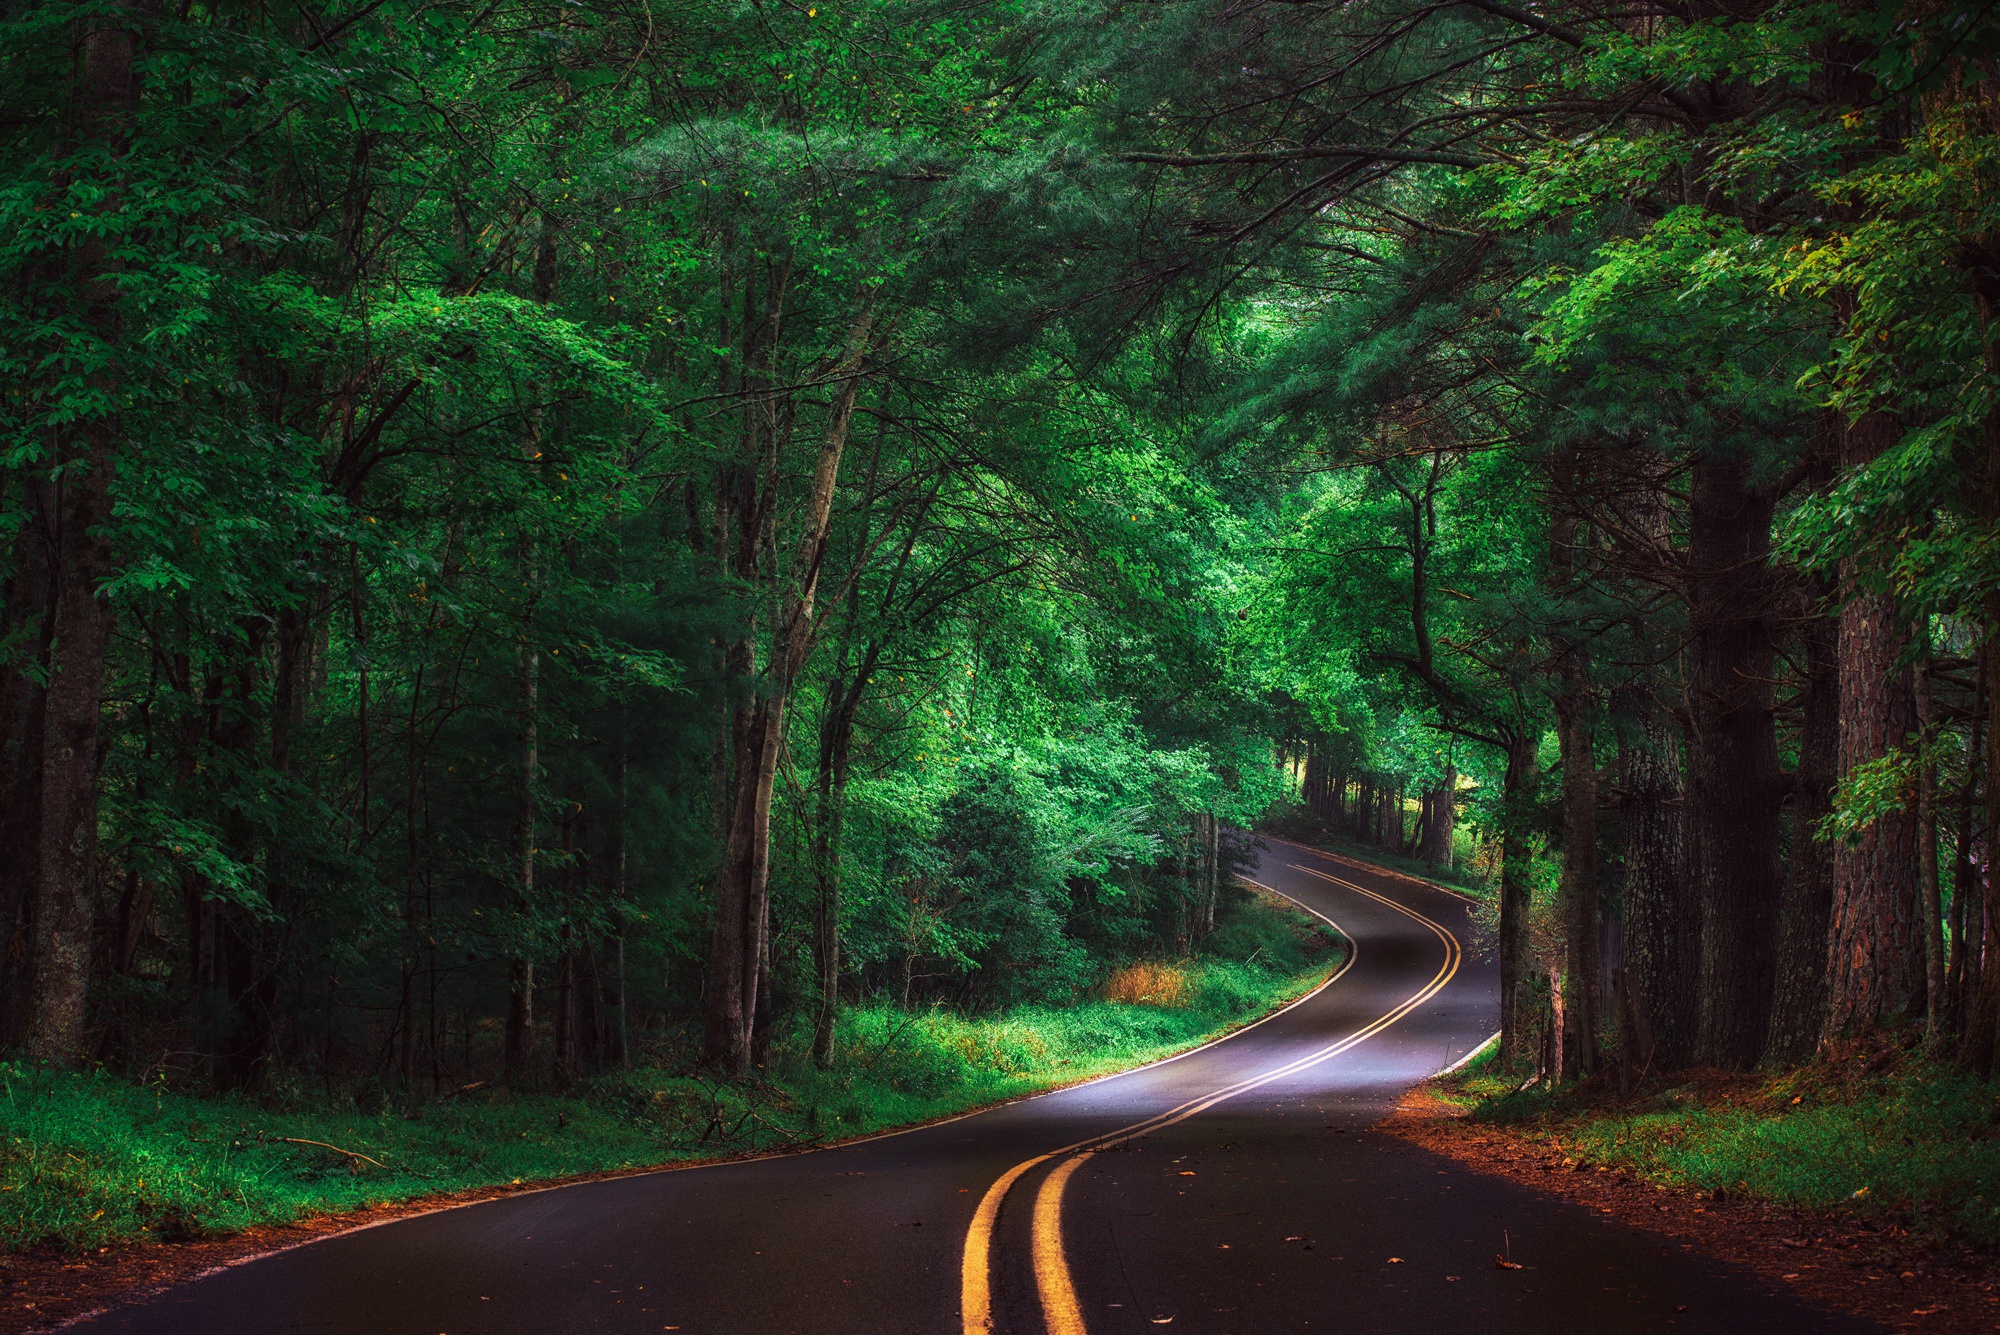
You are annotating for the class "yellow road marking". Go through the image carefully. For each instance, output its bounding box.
[959,860,1465,1335]
[962,1151,1058,1333]
[1032,1152,1094,1335]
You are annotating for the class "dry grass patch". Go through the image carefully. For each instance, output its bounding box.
[1103,961,1192,1006]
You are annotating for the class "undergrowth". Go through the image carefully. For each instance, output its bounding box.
[0,889,1339,1256]
[1436,1042,2000,1245]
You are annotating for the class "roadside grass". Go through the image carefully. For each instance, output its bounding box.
[1,888,1340,1257]
[1254,804,1492,902]
[1433,1041,2000,1245]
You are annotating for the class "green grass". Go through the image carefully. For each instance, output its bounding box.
[0,890,1339,1256]
[1437,1045,2000,1244]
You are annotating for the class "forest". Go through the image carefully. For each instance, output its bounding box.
[2,0,1995,1125]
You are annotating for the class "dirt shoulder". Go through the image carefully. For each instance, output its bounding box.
[1380,1083,2000,1334]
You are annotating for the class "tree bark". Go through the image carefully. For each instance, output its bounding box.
[1555,683,1598,1079]
[1687,455,1784,1069]
[1823,410,1921,1042]
[1620,704,1695,1072]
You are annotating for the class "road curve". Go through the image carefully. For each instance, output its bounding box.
[73,836,1876,1334]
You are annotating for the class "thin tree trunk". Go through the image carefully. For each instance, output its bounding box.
[1766,585,1840,1064]
[1916,662,1944,1046]
[811,668,864,1069]
[1498,731,1537,1066]
[1555,682,1598,1079]
[705,303,874,1074]
[503,215,557,1089]
[608,735,630,1069]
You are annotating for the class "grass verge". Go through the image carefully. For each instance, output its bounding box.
[1,888,1340,1257]
[1432,1039,2000,1245]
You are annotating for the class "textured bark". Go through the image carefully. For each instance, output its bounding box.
[1497,732,1537,1065]
[1688,456,1783,1069]
[1823,410,1921,1042]
[1620,706,1696,1072]
[1766,586,1839,1064]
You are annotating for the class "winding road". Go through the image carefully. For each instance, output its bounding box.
[76,836,1874,1334]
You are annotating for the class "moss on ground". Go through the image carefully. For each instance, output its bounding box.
[0,889,1339,1255]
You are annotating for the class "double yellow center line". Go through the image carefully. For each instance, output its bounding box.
[958,864,1463,1335]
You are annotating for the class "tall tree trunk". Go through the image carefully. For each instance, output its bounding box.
[705,303,874,1074]
[503,215,557,1089]
[22,0,139,1066]
[1548,451,1598,1081]
[1823,410,1921,1042]
[1766,585,1840,1064]
[1688,455,1784,1070]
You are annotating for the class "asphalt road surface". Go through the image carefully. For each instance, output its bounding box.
[76,835,1876,1334]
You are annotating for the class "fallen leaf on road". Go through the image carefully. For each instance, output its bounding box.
[1494,1256,1523,1271]
[1388,1257,1404,1264]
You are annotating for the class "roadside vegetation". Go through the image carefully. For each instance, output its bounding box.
[0,891,1337,1256]
[1432,1042,2000,1246]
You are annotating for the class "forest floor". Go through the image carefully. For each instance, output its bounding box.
[1392,1044,2000,1334]
[0,888,1340,1330]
